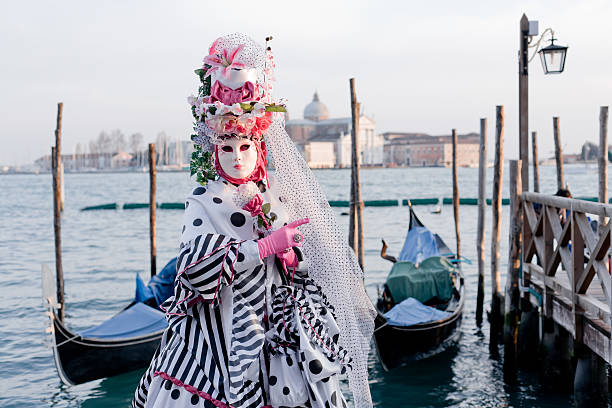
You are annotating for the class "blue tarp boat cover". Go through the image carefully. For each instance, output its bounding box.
[398,225,440,264]
[80,302,167,339]
[134,257,177,305]
[384,297,451,326]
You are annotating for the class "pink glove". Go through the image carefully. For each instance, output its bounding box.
[277,248,299,267]
[257,218,309,260]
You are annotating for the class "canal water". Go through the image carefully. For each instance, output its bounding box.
[0,165,608,407]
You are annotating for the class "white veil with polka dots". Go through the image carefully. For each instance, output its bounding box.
[266,118,376,407]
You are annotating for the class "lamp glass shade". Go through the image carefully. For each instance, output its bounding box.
[538,43,568,74]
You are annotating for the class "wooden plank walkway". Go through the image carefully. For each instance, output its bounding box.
[522,192,612,363]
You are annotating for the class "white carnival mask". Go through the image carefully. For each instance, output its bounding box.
[217,138,258,180]
[211,67,258,90]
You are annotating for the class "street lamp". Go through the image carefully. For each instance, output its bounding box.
[518,14,567,191]
[538,38,568,74]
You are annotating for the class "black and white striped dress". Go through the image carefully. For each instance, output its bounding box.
[133,179,349,408]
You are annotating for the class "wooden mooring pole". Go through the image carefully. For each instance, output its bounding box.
[531,131,540,193]
[52,148,64,323]
[55,102,64,213]
[451,129,461,259]
[349,162,356,251]
[504,160,522,381]
[490,106,504,354]
[476,118,487,326]
[553,117,564,190]
[52,102,65,323]
[60,162,65,213]
[149,143,157,277]
[599,106,609,226]
[349,78,364,270]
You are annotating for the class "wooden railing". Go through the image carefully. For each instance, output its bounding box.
[522,192,612,361]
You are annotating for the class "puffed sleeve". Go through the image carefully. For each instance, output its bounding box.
[175,196,262,301]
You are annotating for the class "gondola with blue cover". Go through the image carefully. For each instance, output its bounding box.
[374,204,464,370]
[42,258,176,385]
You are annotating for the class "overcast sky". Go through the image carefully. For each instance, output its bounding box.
[1,0,611,165]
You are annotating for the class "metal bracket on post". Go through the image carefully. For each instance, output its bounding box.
[521,38,529,75]
[528,20,539,37]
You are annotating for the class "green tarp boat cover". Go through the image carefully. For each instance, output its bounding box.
[385,256,455,304]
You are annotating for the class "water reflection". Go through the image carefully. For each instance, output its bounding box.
[370,346,458,407]
[80,370,144,408]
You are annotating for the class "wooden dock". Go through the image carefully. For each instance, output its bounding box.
[514,191,611,406]
[522,192,611,363]
[494,106,609,407]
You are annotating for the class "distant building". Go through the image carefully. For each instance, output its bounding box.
[301,135,336,168]
[35,153,113,171]
[285,92,383,168]
[580,141,611,161]
[111,151,133,168]
[167,140,193,168]
[34,140,194,172]
[383,132,480,167]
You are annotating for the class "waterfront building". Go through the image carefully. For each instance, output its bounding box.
[110,151,134,168]
[35,152,110,171]
[285,92,383,168]
[580,141,611,162]
[34,140,194,171]
[383,132,480,167]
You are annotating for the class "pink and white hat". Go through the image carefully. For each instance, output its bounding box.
[188,33,285,152]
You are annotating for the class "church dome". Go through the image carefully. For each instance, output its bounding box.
[303,92,329,121]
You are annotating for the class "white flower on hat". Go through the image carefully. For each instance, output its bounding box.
[252,102,266,116]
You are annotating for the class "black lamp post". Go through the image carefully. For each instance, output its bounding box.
[518,14,568,191]
[538,38,568,74]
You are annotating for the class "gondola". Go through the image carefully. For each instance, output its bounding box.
[374,204,464,370]
[42,258,176,385]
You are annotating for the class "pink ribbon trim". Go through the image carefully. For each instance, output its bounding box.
[289,293,346,364]
[209,241,241,303]
[159,289,193,316]
[163,240,243,316]
[154,371,233,408]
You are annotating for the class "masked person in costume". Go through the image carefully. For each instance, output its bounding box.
[132,33,375,408]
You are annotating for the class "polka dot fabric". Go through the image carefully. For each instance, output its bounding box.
[268,350,309,406]
[266,281,350,407]
[265,118,376,407]
[143,377,214,408]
